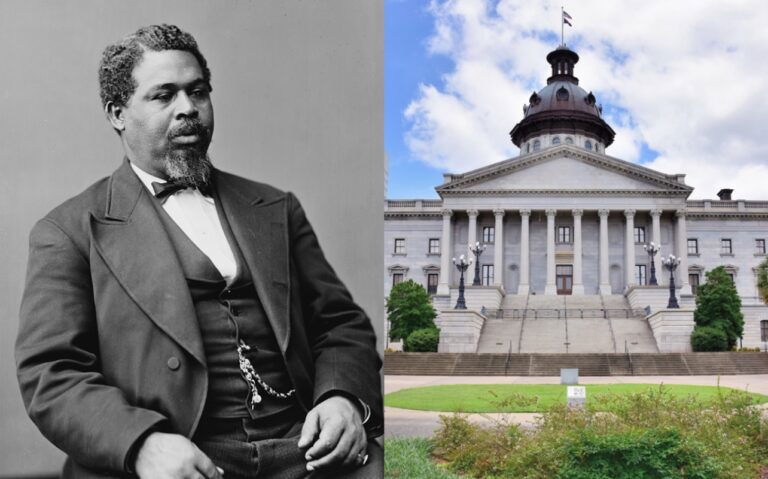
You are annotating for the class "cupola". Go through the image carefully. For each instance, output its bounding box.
[510,45,615,149]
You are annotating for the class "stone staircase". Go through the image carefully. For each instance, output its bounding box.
[477,294,657,354]
[476,320,523,353]
[384,352,768,376]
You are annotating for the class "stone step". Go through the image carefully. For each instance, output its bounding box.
[384,352,768,376]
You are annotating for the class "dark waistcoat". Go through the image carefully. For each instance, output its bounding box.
[149,193,296,421]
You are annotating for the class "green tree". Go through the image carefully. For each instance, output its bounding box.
[386,280,437,342]
[692,266,744,350]
[757,257,768,305]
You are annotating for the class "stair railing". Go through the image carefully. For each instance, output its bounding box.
[505,340,512,375]
[625,339,634,376]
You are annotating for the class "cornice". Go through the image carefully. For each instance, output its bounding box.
[436,146,693,195]
[439,188,690,197]
[384,211,442,218]
[687,212,768,220]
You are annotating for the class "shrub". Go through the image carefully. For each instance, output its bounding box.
[554,428,720,479]
[691,326,729,352]
[693,266,744,349]
[405,327,440,352]
[386,280,437,342]
[433,386,768,479]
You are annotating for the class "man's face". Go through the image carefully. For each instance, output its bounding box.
[119,49,214,180]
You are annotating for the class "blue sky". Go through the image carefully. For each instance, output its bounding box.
[385,0,768,200]
[385,0,449,199]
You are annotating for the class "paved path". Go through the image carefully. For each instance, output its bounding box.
[384,374,768,438]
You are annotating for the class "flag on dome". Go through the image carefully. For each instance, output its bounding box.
[563,10,573,26]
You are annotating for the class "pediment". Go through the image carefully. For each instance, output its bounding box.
[437,146,692,196]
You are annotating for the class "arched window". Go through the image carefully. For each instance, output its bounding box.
[552,136,561,145]
[585,140,593,150]
[533,139,541,151]
[565,137,573,144]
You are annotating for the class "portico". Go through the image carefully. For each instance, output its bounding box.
[434,201,689,297]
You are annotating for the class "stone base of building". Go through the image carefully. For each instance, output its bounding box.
[436,309,485,353]
[432,294,451,311]
[647,309,695,352]
[448,285,504,312]
[626,285,669,314]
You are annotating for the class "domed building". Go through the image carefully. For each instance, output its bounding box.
[384,44,768,354]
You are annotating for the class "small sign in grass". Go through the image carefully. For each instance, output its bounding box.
[385,383,768,413]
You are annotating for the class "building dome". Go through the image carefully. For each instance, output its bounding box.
[510,46,615,148]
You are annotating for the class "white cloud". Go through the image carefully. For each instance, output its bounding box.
[404,0,768,198]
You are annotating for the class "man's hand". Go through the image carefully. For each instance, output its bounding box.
[298,395,367,472]
[134,432,224,479]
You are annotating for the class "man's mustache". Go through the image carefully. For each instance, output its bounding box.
[168,119,211,140]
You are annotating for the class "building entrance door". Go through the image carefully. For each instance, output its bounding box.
[556,265,573,295]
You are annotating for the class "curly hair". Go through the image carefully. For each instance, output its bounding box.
[98,24,212,108]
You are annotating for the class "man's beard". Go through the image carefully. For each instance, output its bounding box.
[161,118,213,190]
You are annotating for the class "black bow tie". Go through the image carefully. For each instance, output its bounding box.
[152,181,212,201]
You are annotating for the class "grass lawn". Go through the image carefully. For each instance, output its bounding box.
[385,437,464,479]
[385,383,768,412]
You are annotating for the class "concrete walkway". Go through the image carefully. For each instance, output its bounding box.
[384,374,768,438]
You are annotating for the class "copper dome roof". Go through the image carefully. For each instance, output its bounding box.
[510,46,615,147]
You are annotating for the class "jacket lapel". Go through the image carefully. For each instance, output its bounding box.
[214,171,291,353]
[90,161,206,366]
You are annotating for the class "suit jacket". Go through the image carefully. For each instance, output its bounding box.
[15,160,383,478]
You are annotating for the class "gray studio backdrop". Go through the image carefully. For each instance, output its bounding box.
[0,1,383,475]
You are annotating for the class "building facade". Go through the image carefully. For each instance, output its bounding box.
[385,45,768,350]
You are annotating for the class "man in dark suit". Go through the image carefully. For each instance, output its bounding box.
[15,24,382,479]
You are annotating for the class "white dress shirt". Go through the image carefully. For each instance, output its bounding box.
[130,162,238,284]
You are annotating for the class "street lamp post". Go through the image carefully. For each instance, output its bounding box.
[643,242,660,286]
[453,255,472,309]
[661,254,681,309]
[469,242,486,286]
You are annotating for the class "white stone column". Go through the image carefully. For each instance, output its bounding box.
[437,209,453,295]
[598,209,611,295]
[545,209,557,295]
[650,209,663,285]
[466,209,479,285]
[624,209,636,290]
[493,208,505,289]
[676,209,691,295]
[572,209,584,295]
[518,209,531,295]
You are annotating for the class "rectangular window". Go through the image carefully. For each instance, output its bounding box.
[394,238,405,254]
[557,226,572,244]
[761,320,768,342]
[757,239,766,255]
[428,238,440,254]
[634,226,646,244]
[727,273,735,283]
[392,273,403,287]
[689,273,700,295]
[482,226,495,244]
[687,238,699,255]
[481,265,494,286]
[635,264,647,286]
[427,273,438,294]
[721,238,732,255]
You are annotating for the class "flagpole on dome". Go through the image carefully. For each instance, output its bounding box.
[561,7,573,47]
